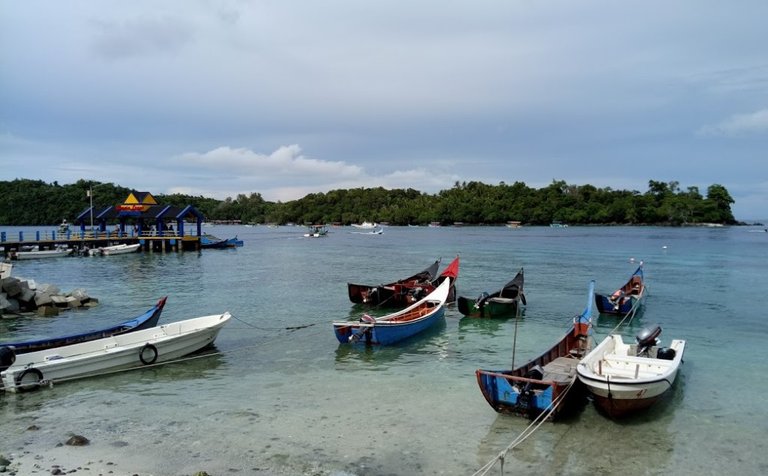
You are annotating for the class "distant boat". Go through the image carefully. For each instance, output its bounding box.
[475,280,594,421]
[89,243,141,256]
[10,247,74,260]
[332,278,451,345]
[351,221,378,229]
[1,311,231,392]
[458,268,526,318]
[201,234,243,248]
[304,225,329,238]
[550,221,568,228]
[0,297,167,355]
[594,262,645,317]
[506,221,522,228]
[577,325,686,418]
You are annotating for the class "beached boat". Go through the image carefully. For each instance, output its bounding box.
[1,311,231,392]
[304,225,329,238]
[595,261,645,317]
[333,278,451,345]
[0,297,167,357]
[9,247,74,260]
[475,280,595,420]
[347,256,459,307]
[458,268,526,318]
[576,325,686,418]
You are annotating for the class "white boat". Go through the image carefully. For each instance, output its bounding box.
[304,225,328,238]
[1,312,231,392]
[93,243,141,256]
[10,247,74,260]
[351,221,378,229]
[576,325,686,418]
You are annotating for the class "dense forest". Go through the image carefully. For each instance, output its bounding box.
[0,178,736,226]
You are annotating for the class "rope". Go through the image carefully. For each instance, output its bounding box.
[472,377,577,476]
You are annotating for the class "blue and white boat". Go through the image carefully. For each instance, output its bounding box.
[333,278,451,345]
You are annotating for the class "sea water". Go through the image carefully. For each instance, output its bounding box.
[1,225,767,475]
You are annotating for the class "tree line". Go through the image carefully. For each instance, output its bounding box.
[0,178,735,227]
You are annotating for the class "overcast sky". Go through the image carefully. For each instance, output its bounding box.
[1,1,766,219]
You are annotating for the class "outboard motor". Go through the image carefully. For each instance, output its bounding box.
[656,347,677,360]
[636,324,662,356]
[515,365,545,415]
[0,346,16,372]
[476,292,490,305]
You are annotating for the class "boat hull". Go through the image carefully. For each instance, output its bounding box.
[458,296,519,318]
[1,312,230,392]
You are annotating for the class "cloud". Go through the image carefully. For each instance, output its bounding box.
[90,15,194,59]
[698,108,768,136]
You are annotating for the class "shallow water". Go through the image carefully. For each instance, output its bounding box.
[1,225,767,475]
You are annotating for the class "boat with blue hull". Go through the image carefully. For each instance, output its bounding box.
[595,261,645,317]
[333,278,451,345]
[0,297,167,356]
[475,280,594,420]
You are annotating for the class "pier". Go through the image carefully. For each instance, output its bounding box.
[1,229,203,255]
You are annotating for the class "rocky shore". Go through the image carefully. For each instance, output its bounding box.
[0,274,98,318]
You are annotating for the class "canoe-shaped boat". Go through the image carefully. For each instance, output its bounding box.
[348,256,459,307]
[0,296,167,356]
[458,268,526,318]
[1,311,231,392]
[10,247,74,260]
[347,259,440,306]
[475,280,595,420]
[333,278,451,345]
[576,325,686,418]
[595,261,645,316]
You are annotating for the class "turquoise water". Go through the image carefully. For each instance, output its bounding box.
[1,225,767,475]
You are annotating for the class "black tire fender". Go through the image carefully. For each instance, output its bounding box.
[16,368,44,391]
[139,343,158,365]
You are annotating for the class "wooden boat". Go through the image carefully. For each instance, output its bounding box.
[347,256,459,307]
[304,225,328,238]
[333,278,451,345]
[458,268,526,318]
[10,247,74,260]
[475,280,595,420]
[0,297,167,357]
[576,325,686,418]
[1,311,231,392]
[595,261,645,316]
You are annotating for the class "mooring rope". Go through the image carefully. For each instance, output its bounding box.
[472,378,577,476]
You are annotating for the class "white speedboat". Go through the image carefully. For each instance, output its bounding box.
[100,243,141,255]
[10,247,74,260]
[1,312,231,392]
[577,325,685,418]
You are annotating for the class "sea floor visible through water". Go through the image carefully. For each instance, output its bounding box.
[1,224,767,475]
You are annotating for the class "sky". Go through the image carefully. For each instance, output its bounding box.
[1,1,767,220]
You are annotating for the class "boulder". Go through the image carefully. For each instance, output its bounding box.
[34,292,53,307]
[37,305,60,317]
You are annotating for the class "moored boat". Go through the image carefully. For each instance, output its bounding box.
[475,280,595,420]
[1,311,231,392]
[595,261,645,317]
[333,278,451,345]
[458,268,526,318]
[347,256,459,308]
[0,296,167,356]
[9,247,74,260]
[576,325,686,418]
[91,243,141,256]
